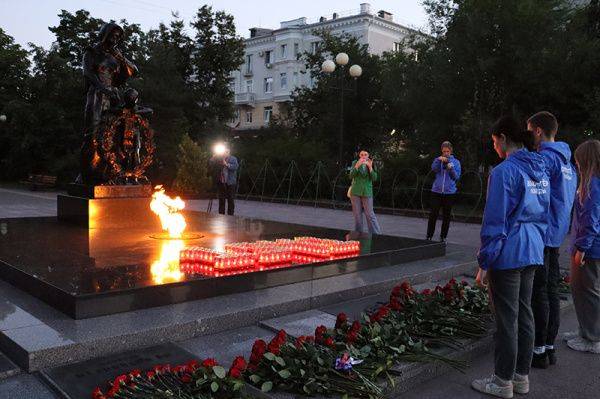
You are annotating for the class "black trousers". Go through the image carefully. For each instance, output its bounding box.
[489,265,536,380]
[531,247,561,347]
[426,192,455,239]
[217,183,235,215]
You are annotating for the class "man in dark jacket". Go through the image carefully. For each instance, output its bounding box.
[528,111,578,368]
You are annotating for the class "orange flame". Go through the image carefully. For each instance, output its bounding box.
[150,185,186,238]
[151,240,184,284]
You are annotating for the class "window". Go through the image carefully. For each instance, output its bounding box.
[263,106,273,125]
[245,79,253,93]
[245,111,253,123]
[280,44,287,59]
[264,77,273,93]
[280,73,287,89]
[265,50,272,65]
[228,79,236,93]
[294,43,299,57]
[245,54,253,73]
[310,42,319,54]
[394,42,402,52]
[293,71,299,86]
[230,109,240,123]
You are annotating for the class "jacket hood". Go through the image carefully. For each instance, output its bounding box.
[539,141,572,164]
[508,148,547,182]
[98,23,124,46]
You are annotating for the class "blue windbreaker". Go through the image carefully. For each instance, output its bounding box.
[431,155,461,194]
[539,142,578,247]
[570,176,600,259]
[478,149,550,270]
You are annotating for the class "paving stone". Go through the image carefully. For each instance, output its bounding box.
[260,310,336,338]
[177,325,274,364]
[0,353,19,380]
[0,373,57,399]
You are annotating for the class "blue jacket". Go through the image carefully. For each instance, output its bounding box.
[539,142,578,247]
[571,176,600,259]
[478,149,550,270]
[431,155,461,194]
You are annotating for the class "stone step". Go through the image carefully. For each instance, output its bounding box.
[0,351,20,381]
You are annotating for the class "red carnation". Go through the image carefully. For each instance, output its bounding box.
[564,275,571,284]
[181,374,192,383]
[449,278,457,286]
[267,340,281,355]
[231,356,247,371]
[202,358,218,368]
[229,367,242,379]
[295,336,307,348]
[315,325,327,341]
[275,330,287,343]
[111,374,128,391]
[346,331,358,344]
[92,387,105,399]
[129,369,141,378]
[146,371,156,380]
[335,313,348,329]
[400,281,412,290]
[186,360,199,372]
[461,280,469,286]
[324,337,335,347]
[350,321,361,333]
[173,365,185,373]
[389,297,403,311]
[249,339,267,367]
[422,288,431,296]
[391,285,402,297]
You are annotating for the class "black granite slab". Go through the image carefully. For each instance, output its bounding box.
[40,343,196,399]
[0,212,445,319]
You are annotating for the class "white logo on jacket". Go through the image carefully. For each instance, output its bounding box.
[527,179,549,195]
[562,165,574,181]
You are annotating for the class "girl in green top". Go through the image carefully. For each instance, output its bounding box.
[349,150,382,234]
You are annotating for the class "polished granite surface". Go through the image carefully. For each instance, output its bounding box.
[0,212,443,318]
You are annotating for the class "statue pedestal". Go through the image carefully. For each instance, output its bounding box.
[58,185,159,229]
[66,183,153,199]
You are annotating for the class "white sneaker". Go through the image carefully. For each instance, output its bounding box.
[513,374,529,395]
[567,337,600,354]
[562,330,580,341]
[472,375,514,398]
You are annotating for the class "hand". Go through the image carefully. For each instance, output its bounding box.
[366,159,373,170]
[440,156,448,163]
[572,250,585,268]
[475,268,488,287]
[355,159,364,168]
[446,162,453,169]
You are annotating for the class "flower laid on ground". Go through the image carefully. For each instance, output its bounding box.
[92,278,492,399]
[92,357,245,399]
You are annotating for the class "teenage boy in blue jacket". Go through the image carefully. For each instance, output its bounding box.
[473,116,549,398]
[528,111,578,368]
[426,141,461,242]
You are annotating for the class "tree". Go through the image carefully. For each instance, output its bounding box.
[188,5,245,137]
[287,30,387,163]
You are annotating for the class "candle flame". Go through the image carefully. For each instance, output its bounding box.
[150,185,186,238]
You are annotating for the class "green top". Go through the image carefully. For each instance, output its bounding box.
[349,160,378,197]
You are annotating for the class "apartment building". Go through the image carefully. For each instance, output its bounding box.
[228,3,420,131]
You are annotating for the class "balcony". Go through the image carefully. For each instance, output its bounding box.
[235,92,256,106]
[243,68,253,77]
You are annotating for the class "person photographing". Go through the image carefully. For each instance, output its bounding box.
[426,141,461,242]
[349,150,381,234]
[210,144,238,216]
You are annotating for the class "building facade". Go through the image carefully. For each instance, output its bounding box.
[228,3,419,131]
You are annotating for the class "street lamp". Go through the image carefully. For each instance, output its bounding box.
[321,53,362,165]
[0,115,6,123]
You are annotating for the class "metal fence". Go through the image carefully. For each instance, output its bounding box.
[234,159,486,223]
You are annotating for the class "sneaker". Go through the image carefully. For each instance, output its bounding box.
[562,330,580,341]
[547,348,557,365]
[567,337,600,354]
[531,352,548,369]
[426,236,433,241]
[513,374,529,395]
[440,237,447,243]
[471,375,514,398]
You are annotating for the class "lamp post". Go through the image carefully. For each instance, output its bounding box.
[0,115,6,123]
[321,53,362,165]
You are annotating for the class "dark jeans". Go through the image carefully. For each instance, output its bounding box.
[531,247,561,347]
[489,265,536,380]
[426,192,455,239]
[218,183,235,215]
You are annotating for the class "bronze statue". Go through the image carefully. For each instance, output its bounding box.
[80,23,154,185]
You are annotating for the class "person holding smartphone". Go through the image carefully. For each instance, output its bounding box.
[349,150,381,234]
[426,141,461,242]
[564,139,600,354]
